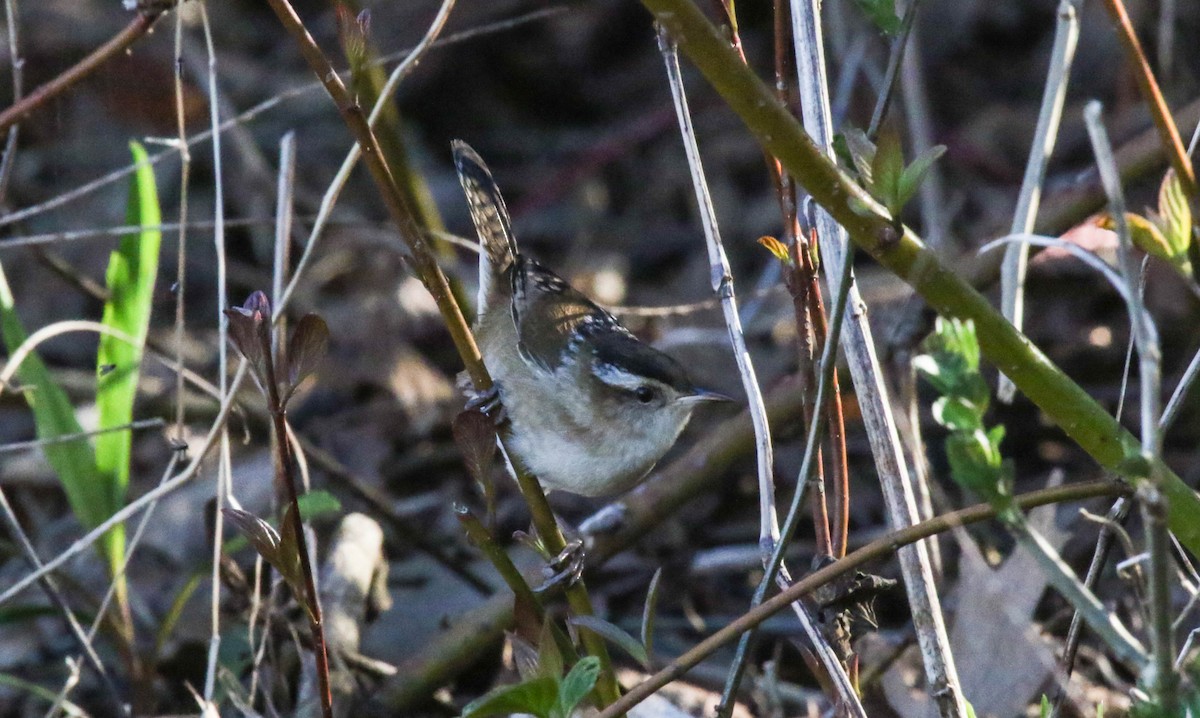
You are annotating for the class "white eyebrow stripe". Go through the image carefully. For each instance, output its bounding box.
[593,362,648,391]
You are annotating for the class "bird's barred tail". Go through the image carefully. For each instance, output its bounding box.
[452,141,518,312]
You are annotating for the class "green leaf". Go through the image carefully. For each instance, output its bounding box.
[932,396,983,432]
[536,619,564,681]
[871,127,905,216]
[897,145,946,215]
[95,140,162,572]
[1156,169,1192,260]
[946,430,1010,508]
[0,264,105,546]
[1040,694,1052,718]
[461,675,558,718]
[852,0,902,35]
[568,615,650,669]
[757,236,793,266]
[275,504,308,608]
[554,657,601,718]
[841,127,876,182]
[296,490,341,521]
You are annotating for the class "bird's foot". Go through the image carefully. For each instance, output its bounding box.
[535,539,586,593]
[462,380,508,425]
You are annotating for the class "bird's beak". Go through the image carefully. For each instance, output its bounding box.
[680,387,735,404]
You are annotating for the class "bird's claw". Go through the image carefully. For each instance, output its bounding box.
[535,539,586,593]
[464,382,508,425]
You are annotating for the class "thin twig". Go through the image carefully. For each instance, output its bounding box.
[718,246,858,716]
[275,0,457,320]
[197,2,233,706]
[0,6,562,231]
[259,0,619,705]
[661,26,862,716]
[787,1,966,714]
[171,0,191,451]
[865,0,919,138]
[0,419,164,454]
[997,0,1080,403]
[1160,342,1200,433]
[1085,100,1176,712]
[897,6,947,249]
[1003,510,1147,666]
[0,0,24,205]
[0,488,126,714]
[1097,0,1197,203]
[0,5,165,136]
[272,131,297,356]
[0,362,249,606]
[455,507,541,621]
[593,480,1127,718]
[1050,497,1133,718]
[657,26,779,571]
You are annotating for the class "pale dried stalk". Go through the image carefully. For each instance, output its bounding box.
[657,27,779,562]
[659,29,865,717]
[197,0,232,703]
[1084,100,1176,712]
[788,1,966,715]
[998,0,1080,403]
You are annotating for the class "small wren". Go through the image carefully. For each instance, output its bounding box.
[452,141,730,497]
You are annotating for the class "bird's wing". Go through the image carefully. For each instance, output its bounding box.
[510,257,624,373]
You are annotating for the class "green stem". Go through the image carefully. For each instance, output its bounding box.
[640,0,1200,558]
[1001,509,1147,667]
[260,0,618,705]
[455,506,543,624]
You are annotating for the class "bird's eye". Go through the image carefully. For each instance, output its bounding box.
[635,386,655,404]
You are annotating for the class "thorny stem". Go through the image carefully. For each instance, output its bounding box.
[0,5,165,135]
[259,0,619,706]
[595,479,1128,718]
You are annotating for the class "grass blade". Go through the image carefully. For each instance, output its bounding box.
[94,140,162,572]
[0,264,105,539]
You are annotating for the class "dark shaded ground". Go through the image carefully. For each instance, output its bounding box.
[1,0,1199,716]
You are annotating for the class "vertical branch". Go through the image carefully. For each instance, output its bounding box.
[258,0,619,705]
[787,1,967,716]
[1097,0,1197,202]
[0,0,23,204]
[1084,101,1176,713]
[662,29,861,716]
[998,0,1080,403]
[656,27,780,561]
[198,1,232,706]
[171,3,191,446]
[272,132,297,354]
[717,248,863,718]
